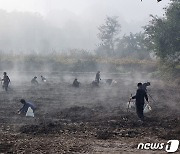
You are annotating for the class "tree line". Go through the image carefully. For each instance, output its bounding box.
[96,0,180,76]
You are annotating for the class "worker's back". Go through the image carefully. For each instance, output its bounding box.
[135,88,148,104]
[21,102,36,113]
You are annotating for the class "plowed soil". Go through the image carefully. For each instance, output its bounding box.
[0,73,179,153]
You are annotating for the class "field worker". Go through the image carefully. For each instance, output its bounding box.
[41,75,47,82]
[73,78,80,87]
[142,82,150,92]
[1,72,10,91]
[31,76,38,85]
[95,71,101,84]
[18,99,36,115]
[131,83,149,122]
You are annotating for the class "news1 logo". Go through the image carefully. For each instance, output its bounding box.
[166,140,179,153]
[137,140,179,153]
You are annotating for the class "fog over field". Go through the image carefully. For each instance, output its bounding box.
[0,0,169,52]
[0,0,179,153]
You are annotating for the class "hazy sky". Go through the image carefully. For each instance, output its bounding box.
[0,0,169,22]
[0,0,170,51]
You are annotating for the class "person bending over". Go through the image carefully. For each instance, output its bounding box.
[18,99,36,115]
[73,78,80,87]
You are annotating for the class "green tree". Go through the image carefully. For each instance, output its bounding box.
[144,0,180,69]
[96,16,121,56]
[116,32,150,59]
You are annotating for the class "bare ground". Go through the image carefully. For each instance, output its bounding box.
[0,73,179,153]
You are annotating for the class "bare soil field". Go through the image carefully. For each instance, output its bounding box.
[0,73,179,153]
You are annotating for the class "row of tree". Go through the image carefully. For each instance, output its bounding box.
[96,0,180,71]
[96,16,150,59]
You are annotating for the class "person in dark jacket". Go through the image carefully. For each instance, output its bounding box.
[73,78,80,87]
[1,72,10,91]
[18,99,36,115]
[132,82,149,121]
[95,71,101,83]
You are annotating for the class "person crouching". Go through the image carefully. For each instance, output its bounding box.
[73,78,80,87]
[18,99,36,116]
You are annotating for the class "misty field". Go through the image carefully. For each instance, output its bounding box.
[0,72,179,153]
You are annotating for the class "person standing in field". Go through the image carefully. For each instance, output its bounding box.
[95,71,101,84]
[131,82,149,122]
[1,72,10,91]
